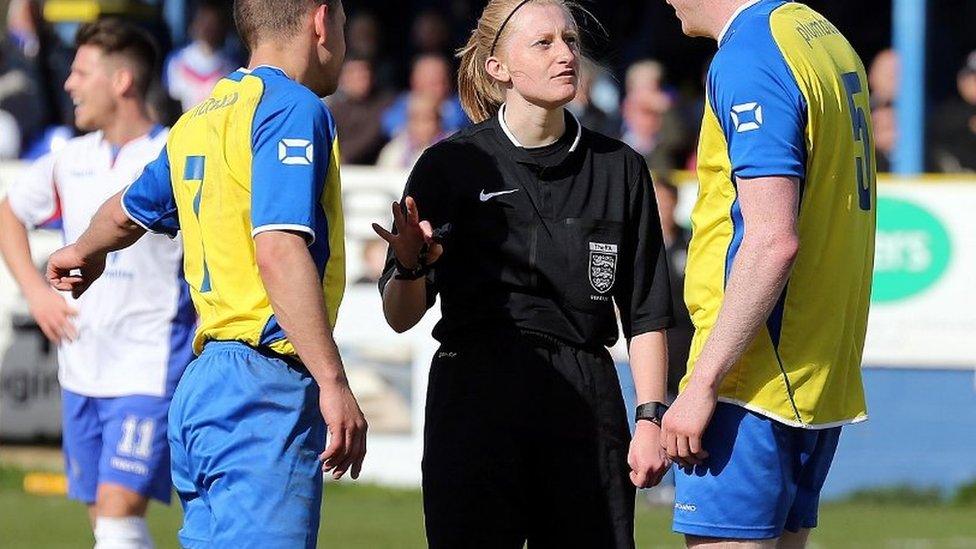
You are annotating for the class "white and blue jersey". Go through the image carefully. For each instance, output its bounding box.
[6,128,195,398]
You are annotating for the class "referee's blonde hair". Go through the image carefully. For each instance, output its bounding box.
[457,0,594,123]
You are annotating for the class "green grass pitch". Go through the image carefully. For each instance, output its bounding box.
[1,482,974,548]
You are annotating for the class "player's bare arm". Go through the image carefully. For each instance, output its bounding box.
[46,191,146,298]
[373,196,443,332]
[627,330,672,488]
[255,230,367,480]
[0,199,79,343]
[662,175,800,468]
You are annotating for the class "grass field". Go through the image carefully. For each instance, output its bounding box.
[2,466,975,548]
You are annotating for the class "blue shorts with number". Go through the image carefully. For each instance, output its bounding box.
[672,402,842,540]
[61,390,174,504]
[168,341,326,549]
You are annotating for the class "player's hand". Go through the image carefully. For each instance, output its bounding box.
[628,420,671,488]
[46,245,106,299]
[318,381,368,480]
[661,380,715,469]
[371,196,443,269]
[24,285,79,344]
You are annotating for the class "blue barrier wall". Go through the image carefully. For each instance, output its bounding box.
[823,367,976,499]
[615,365,976,500]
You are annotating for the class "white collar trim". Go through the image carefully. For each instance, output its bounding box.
[498,103,583,153]
[238,64,287,75]
[717,0,762,44]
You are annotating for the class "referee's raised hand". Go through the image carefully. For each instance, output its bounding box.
[372,196,443,268]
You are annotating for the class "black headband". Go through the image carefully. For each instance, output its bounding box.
[490,0,534,56]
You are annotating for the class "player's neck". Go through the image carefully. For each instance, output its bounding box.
[711,0,758,42]
[100,104,155,147]
[248,43,314,89]
[501,96,566,148]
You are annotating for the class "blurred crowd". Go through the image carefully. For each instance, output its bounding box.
[2,0,976,175]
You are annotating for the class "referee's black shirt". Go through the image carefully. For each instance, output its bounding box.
[379,108,673,348]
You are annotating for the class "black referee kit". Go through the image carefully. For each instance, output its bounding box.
[380,108,673,548]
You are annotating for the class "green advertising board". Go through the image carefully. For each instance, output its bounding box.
[872,196,952,303]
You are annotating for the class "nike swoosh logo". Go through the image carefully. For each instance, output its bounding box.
[479,189,519,202]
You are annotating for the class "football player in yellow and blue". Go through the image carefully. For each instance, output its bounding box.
[661,0,876,546]
[46,1,368,547]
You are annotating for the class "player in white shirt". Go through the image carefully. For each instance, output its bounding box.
[0,20,193,549]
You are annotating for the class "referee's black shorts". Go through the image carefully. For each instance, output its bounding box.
[422,328,635,549]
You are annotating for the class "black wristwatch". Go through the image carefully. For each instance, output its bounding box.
[393,244,430,281]
[635,401,669,427]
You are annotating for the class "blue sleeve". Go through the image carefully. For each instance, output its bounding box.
[250,85,333,244]
[121,146,179,237]
[708,37,807,180]
[381,95,408,138]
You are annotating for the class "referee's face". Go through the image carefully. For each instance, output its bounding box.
[497,3,579,110]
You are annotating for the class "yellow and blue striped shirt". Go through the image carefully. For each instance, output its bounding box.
[122,66,346,356]
[682,0,876,428]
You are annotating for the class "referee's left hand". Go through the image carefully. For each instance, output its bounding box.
[628,421,671,488]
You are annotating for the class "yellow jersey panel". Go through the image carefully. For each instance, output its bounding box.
[123,66,346,356]
[683,0,875,427]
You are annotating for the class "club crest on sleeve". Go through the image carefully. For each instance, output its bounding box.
[278,138,314,165]
[589,242,618,294]
[731,102,763,132]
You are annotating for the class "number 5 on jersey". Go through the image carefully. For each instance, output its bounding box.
[842,72,875,211]
[184,155,212,292]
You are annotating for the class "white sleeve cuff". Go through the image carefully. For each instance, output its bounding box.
[251,224,316,246]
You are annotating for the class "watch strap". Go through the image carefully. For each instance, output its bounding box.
[635,401,669,426]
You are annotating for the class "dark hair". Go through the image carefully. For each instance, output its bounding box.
[75,18,159,98]
[233,0,341,51]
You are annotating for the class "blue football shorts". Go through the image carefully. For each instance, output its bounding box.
[168,341,326,549]
[61,389,174,504]
[672,402,842,540]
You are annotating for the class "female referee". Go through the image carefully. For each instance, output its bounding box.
[373,1,673,546]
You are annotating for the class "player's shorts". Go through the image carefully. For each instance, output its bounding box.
[672,402,841,540]
[168,341,326,549]
[61,389,174,504]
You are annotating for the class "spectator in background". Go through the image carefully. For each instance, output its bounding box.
[330,55,395,165]
[930,51,976,172]
[0,42,43,155]
[348,11,381,59]
[868,48,898,110]
[621,89,686,172]
[567,58,619,136]
[625,58,665,98]
[3,0,67,149]
[622,59,690,172]
[346,12,395,88]
[872,102,896,173]
[653,176,692,400]
[868,49,898,172]
[377,94,445,169]
[411,10,453,59]
[382,54,468,138]
[164,0,237,112]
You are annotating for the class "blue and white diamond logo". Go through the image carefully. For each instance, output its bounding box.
[278,138,314,165]
[731,102,763,133]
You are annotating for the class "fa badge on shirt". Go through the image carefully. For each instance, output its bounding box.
[589,242,618,294]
